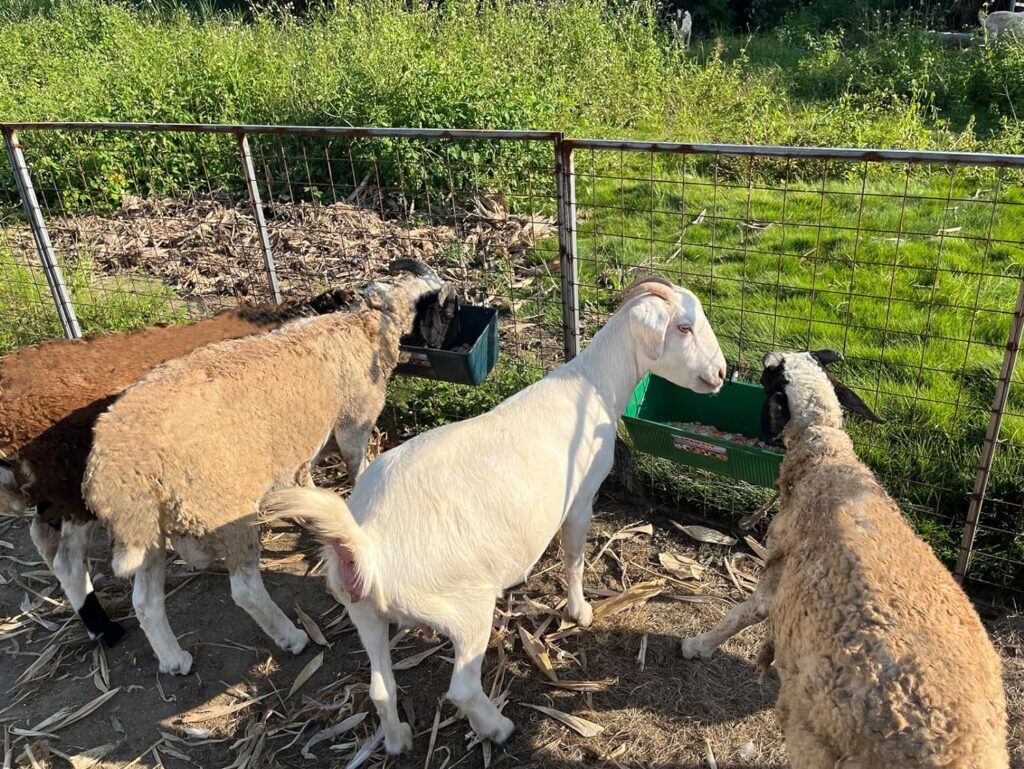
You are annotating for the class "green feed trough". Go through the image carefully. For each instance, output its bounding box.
[622,374,784,488]
[395,304,499,386]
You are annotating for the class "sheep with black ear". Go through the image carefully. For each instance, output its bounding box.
[83,261,458,675]
[0,285,364,648]
[680,350,1009,769]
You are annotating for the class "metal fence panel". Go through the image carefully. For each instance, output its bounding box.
[3,123,1024,600]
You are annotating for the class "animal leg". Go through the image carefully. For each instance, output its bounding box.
[681,577,774,660]
[560,500,593,627]
[348,601,412,755]
[229,556,308,655]
[445,600,514,746]
[51,519,124,647]
[334,424,372,481]
[132,544,192,674]
[29,515,60,572]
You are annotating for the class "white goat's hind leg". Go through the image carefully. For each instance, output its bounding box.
[228,558,309,655]
[132,545,192,675]
[560,500,593,627]
[680,577,774,659]
[52,519,125,647]
[446,600,514,746]
[348,601,412,755]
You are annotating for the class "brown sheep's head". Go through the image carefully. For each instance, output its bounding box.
[760,349,882,441]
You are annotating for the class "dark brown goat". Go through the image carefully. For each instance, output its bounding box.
[0,287,361,646]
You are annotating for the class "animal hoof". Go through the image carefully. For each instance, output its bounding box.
[384,723,413,755]
[159,650,193,675]
[680,637,712,660]
[281,627,309,655]
[488,715,515,746]
[101,621,127,648]
[568,601,593,628]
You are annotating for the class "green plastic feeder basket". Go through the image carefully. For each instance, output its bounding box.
[622,374,783,488]
[396,304,499,386]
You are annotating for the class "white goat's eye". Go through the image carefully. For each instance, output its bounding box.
[677,324,693,334]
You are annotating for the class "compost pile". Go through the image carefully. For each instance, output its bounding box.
[672,421,784,453]
[11,193,555,308]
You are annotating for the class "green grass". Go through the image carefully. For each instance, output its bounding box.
[0,249,185,353]
[563,154,1024,586]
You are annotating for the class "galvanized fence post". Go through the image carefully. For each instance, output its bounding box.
[954,276,1024,583]
[237,131,282,304]
[554,135,580,361]
[3,127,81,339]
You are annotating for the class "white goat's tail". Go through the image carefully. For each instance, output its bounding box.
[262,487,372,599]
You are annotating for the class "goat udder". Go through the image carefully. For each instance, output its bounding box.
[331,539,365,602]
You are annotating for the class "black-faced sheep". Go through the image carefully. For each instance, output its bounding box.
[680,350,1009,769]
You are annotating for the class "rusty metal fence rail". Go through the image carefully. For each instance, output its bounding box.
[2,122,1023,599]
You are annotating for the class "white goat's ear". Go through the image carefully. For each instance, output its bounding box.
[628,296,671,360]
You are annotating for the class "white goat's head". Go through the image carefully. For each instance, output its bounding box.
[620,275,726,393]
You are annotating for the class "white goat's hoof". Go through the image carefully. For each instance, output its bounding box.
[486,715,515,746]
[158,649,193,675]
[568,601,593,628]
[680,637,713,660]
[279,627,309,655]
[384,723,413,755]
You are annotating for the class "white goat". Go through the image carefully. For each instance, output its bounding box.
[979,8,1024,42]
[83,261,454,675]
[263,275,727,754]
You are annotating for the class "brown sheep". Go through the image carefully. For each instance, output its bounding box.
[2,285,373,647]
[680,350,1009,768]
[83,261,452,675]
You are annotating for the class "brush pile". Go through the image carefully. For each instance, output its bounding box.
[9,193,556,307]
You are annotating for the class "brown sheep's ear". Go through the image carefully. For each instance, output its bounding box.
[810,349,843,367]
[831,380,884,424]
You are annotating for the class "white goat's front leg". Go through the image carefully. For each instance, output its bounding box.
[334,423,371,481]
[680,572,776,660]
[348,601,412,755]
[560,499,594,627]
[228,558,309,655]
[132,545,192,675]
[446,600,514,746]
[50,519,125,647]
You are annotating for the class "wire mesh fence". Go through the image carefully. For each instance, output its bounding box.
[2,123,1023,600]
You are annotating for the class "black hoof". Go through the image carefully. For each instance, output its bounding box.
[492,737,511,755]
[101,621,127,648]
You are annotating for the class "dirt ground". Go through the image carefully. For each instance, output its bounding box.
[2,479,1022,769]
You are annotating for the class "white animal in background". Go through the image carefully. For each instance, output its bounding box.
[673,9,692,49]
[83,261,457,676]
[680,350,1009,768]
[264,275,726,755]
[979,8,1024,42]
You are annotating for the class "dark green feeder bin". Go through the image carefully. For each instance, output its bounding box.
[396,305,499,386]
[622,374,784,488]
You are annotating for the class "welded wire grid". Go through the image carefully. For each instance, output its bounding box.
[3,124,1024,598]
[570,144,1024,598]
[0,147,64,351]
